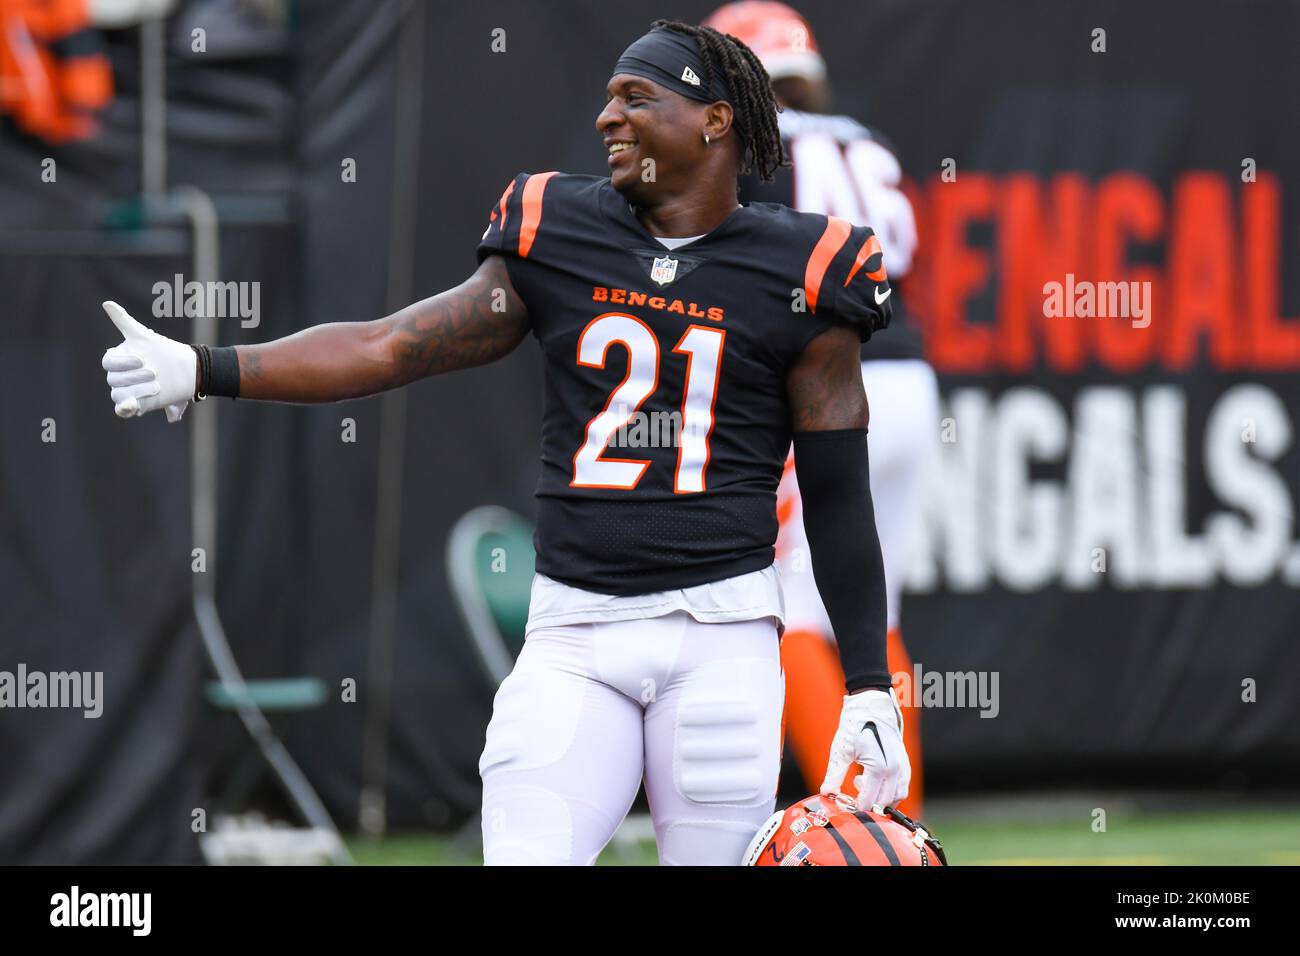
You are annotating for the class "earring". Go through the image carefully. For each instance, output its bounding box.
[703,132,710,145]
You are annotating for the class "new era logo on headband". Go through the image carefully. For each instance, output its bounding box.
[612,29,732,104]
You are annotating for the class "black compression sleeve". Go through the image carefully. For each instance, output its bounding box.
[791,427,891,692]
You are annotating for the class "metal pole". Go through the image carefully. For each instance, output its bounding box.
[139,16,166,198]
[173,185,351,865]
[135,13,350,862]
[358,0,427,837]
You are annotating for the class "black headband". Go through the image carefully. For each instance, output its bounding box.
[611,26,733,107]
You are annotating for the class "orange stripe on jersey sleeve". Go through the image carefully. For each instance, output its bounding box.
[844,232,886,286]
[493,179,516,227]
[803,216,852,314]
[517,171,559,258]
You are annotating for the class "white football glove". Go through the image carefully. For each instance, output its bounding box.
[820,687,910,811]
[101,301,196,422]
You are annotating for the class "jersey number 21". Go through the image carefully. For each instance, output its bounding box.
[571,312,725,494]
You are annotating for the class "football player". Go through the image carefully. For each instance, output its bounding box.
[99,19,906,865]
[706,1,939,819]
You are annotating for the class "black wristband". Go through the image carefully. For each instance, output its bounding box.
[207,346,241,398]
[190,344,210,400]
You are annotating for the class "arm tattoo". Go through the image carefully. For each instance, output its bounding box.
[227,255,529,403]
[238,348,263,387]
[389,256,530,384]
[787,325,870,432]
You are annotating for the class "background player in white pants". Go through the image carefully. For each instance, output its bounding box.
[713,0,940,818]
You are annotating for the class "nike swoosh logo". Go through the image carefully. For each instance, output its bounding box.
[861,720,887,765]
[874,287,892,305]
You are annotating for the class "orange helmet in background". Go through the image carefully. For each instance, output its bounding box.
[703,1,826,82]
[742,794,948,866]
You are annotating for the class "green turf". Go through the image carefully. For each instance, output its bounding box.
[347,806,1300,866]
[345,832,658,866]
[929,807,1300,866]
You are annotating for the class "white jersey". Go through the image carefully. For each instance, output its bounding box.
[776,108,916,278]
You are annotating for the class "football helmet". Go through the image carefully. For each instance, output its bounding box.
[703,1,827,83]
[742,793,947,866]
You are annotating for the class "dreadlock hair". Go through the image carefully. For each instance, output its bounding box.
[650,18,788,183]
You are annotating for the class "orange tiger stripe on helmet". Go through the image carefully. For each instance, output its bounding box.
[746,794,946,866]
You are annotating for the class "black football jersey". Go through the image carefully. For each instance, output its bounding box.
[477,172,891,595]
[739,108,924,362]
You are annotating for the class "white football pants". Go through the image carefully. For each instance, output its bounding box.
[479,612,784,865]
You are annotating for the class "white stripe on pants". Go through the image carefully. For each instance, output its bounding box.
[479,611,784,865]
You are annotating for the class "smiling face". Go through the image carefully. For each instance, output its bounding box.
[597,73,711,204]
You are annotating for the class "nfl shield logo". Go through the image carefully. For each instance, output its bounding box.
[650,255,678,286]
